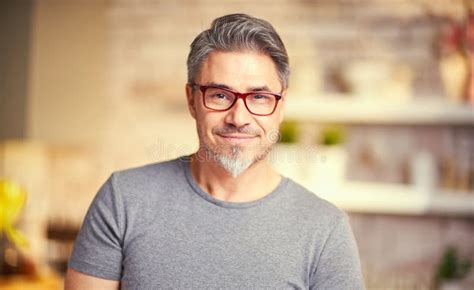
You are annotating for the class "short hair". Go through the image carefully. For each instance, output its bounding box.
[187,14,290,90]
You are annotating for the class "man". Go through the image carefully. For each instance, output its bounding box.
[65,14,365,289]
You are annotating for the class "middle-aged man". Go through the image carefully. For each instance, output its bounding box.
[65,13,365,289]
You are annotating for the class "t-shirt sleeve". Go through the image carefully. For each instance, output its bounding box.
[309,214,365,290]
[68,174,124,280]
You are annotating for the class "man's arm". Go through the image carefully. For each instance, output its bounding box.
[67,175,125,286]
[309,215,365,289]
[64,268,120,290]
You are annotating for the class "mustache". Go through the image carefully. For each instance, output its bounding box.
[212,125,261,136]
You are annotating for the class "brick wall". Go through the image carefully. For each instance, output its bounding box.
[99,0,474,288]
[350,213,474,288]
[30,0,473,286]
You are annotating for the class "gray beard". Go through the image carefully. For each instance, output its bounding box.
[203,144,272,178]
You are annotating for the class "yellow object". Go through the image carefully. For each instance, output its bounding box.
[0,269,63,290]
[0,178,29,249]
[439,52,468,103]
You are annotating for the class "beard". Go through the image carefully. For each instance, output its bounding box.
[204,144,251,178]
[199,125,274,178]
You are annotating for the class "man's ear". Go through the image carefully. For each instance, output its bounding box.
[185,84,197,119]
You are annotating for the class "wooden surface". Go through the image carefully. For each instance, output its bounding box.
[0,272,63,290]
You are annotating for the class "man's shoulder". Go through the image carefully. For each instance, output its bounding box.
[113,156,186,179]
[282,178,347,224]
[108,156,187,195]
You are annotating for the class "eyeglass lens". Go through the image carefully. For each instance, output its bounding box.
[204,87,277,115]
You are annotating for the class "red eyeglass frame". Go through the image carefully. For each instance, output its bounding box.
[190,83,283,116]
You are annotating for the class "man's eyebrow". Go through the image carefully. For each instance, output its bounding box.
[248,85,271,92]
[206,82,232,90]
[205,82,273,92]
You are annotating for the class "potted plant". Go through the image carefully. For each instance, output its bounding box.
[435,246,472,290]
[305,125,347,192]
[270,121,304,182]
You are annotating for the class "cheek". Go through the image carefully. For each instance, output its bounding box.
[196,112,222,138]
[257,118,281,144]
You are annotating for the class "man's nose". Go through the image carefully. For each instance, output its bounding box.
[224,98,252,127]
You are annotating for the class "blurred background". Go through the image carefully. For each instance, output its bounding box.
[1,0,473,289]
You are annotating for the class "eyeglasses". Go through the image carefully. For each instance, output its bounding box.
[190,84,282,116]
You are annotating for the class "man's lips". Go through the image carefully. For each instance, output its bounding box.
[216,133,258,144]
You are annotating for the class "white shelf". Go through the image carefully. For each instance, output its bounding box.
[309,181,474,216]
[285,96,474,125]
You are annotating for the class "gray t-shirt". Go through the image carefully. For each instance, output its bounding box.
[68,156,365,289]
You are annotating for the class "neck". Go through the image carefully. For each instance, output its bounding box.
[188,149,281,203]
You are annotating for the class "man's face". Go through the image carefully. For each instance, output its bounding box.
[186,51,286,176]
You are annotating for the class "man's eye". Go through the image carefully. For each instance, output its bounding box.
[252,94,271,101]
[210,91,233,101]
[214,93,227,99]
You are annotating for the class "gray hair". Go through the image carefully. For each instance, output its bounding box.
[187,14,290,89]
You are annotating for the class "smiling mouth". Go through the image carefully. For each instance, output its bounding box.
[217,134,258,144]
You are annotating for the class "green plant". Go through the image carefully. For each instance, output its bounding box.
[320,125,346,146]
[279,121,298,144]
[435,246,472,286]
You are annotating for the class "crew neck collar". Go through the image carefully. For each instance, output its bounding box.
[179,155,288,209]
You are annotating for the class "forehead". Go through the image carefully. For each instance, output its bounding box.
[197,50,282,92]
